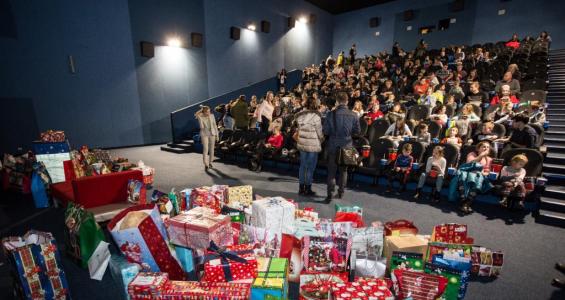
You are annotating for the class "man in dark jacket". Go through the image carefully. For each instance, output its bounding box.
[229,95,250,130]
[498,113,539,152]
[323,92,361,203]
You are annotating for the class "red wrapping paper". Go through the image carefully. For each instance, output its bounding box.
[190,185,228,213]
[167,207,233,250]
[203,244,258,283]
[331,278,394,300]
[162,281,251,299]
[392,269,448,300]
[128,272,169,300]
[431,223,471,243]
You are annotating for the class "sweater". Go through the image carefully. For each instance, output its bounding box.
[500,166,526,182]
[256,101,274,122]
[425,156,447,174]
[267,134,283,149]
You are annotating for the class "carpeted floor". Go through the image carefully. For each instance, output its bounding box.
[1,145,564,299]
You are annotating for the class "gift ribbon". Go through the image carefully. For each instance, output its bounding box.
[206,241,250,282]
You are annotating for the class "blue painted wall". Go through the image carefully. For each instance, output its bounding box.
[333,0,565,56]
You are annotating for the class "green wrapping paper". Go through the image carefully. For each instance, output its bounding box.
[390,251,424,273]
[65,202,106,268]
[251,257,288,300]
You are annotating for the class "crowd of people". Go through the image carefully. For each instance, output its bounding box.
[196,31,550,214]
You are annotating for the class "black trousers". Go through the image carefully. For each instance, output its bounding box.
[327,152,348,195]
[260,116,270,133]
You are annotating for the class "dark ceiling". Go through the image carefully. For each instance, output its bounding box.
[305,0,396,14]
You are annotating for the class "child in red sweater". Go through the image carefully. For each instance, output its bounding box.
[249,127,284,172]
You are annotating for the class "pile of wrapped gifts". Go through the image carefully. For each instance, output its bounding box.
[2,182,505,300]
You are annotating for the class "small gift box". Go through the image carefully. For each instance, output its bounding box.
[251,257,289,300]
[331,277,394,300]
[470,246,504,277]
[426,241,473,263]
[203,242,258,283]
[431,223,469,244]
[109,255,142,300]
[227,185,254,209]
[161,281,251,299]
[40,130,66,143]
[250,197,296,235]
[167,206,233,250]
[128,272,168,300]
[299,273,347,300]
[191,185,228,213]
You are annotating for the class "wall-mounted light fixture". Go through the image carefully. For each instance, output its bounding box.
[247,23,256,31]
[298,16,308,24]
[167,37,182,47]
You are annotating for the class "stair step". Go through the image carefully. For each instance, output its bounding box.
[546,120,565,126]
[545,152,565,163]
[537,210,565,228]
[543,163,565,174]
[544,186,565,199]
[160,146,188,154]
[540,197,565,213]
[545,137,565,144]
[166,142,193,150]
[547,144,565,153]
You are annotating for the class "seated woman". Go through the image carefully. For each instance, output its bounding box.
[415,145,447,202]
[441,127,463,148]
[498,154,528,209]
[430,104,448,127]
[249,126,284,172]
[352,100,365,118]
[386,143,414,195]
[457,141,493,214]
[384,118,413,148]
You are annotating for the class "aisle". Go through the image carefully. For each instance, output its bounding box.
[1,145,564,299]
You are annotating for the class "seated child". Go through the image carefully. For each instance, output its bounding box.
[441,127,463,148]
[471,121,499,144]
[384,118,412,149]
[430,104,448,127]
[249,126,284,172]
[417,123,431,147]
[529,101,546,126]
[498,154,528,209]
[386,143,414,194]
[415,145,447,202]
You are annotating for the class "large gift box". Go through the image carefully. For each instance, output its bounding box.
[32,141,71,184]
[162,281,251,299]
[251,257,289,300]
[109,255,142,300]
[167,206,233,250]
[2,230,71,300]
[108,204,185,280]
[227,185,254,209]
[128,272,168,300]
[250,197,296,234]
[383,235,429,270]
[190,185,228,213]
[331,277,394,300]
[203,243,258,283]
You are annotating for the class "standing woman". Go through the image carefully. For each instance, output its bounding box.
[195,105,218,171]
[295,97,324,196]
[255,91,275,132]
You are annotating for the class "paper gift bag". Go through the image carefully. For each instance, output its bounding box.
[202,242,258,283]
[383,235,429,270]
[88,241,110,281]
[161,281,251,299]
[108,204,185,280]
[431,224,471,244]
[251,197,296,235]
[31,167,50,208]
[174,246,197,280]
[238,224,282,257]
[167,206,233,250]
[65,203,106,268]
[251,257,289,300]
[280,234,303,283]
[350,250,387,279]
[392,269,448,300]
[352,226,384,257]
[128,272,169,300]
[2,230,71,300]
[227,185,254,209]
[470,246,504,277]
[109,255,141,300]
[190,185,228,213]
[425,261,471,300]
[127,180,146,205]
[302,235,352,274]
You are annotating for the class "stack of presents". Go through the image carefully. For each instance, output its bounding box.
[3,175,504,299]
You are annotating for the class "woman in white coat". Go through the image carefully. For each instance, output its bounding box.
[195,105,219,171]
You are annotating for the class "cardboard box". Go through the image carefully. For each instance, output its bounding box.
[383,235,429,269]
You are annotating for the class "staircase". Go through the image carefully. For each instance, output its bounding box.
[537,49,565,227]
[160,139,195,154]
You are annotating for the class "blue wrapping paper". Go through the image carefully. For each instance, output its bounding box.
[108,255,141,300]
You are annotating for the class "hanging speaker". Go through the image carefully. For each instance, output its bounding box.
[191,33,203,48]
[287,17,295,28]
[230,27,240,40]
[450,0,465,12]
[261,20,270,33]
[369,17,380,28]
[140,41,154,58]
[403,10,414,21]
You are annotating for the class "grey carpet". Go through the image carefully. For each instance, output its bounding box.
[1,144,564,299]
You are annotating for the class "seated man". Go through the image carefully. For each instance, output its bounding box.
[465,82,489,106]
[495,72,521,96]
[497,114,539,151]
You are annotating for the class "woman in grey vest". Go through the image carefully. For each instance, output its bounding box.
[195,105,219,171]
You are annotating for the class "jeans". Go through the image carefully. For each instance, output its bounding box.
[201,135,216,167]
[299,151,318,185]
[417,172,444,192]
[327,152,348,195]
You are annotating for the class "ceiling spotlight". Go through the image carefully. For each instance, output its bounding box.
[167,37,182,47]
[247,24,256,31]
[298,16,308,24]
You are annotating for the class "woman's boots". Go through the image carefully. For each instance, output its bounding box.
[299,184,316,196]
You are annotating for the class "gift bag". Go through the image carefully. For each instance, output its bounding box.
[2,230,71,300]
[280,234,303,283]
[108,204,185,280]
[174,246,197,281]
[425,262,471,300]
[238,224,282,257]
[31,163,51,208]
[65,203,106,268]
[127,179,146,205]
[350,249,386,278]
[227,185,253,209]
[109,255,141,300]
[351,225,384,258]
[392,268,448,300]
[88,241,111,281]
[470,246,504,277]
[302,235,352,274]
[151,190,173,214]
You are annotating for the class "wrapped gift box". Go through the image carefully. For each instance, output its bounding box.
[2,230,71,300]
[250,197,295,235]
[32,141,71,183]
[299,273,347,300]
[431,224,470,244]
[331,277,394,300]
[392,269,448,300]
[470,246,504,277]
[40,130,66,142]
[128,272,169,300]
[383,235,429,269]
[227,185,253,209]
[384,219,419,236]
[426,241,473,263]
[167,206,232,250]
[162,281,251,299]
[108,204,185,280]
[251,257,289,300]
[238,224,282,257]
[190,185,228,213]
[203,243,258,283]
[109,255,141,300]
[390,251,424,273]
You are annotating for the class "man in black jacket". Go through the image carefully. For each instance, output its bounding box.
[322,92,361,203]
